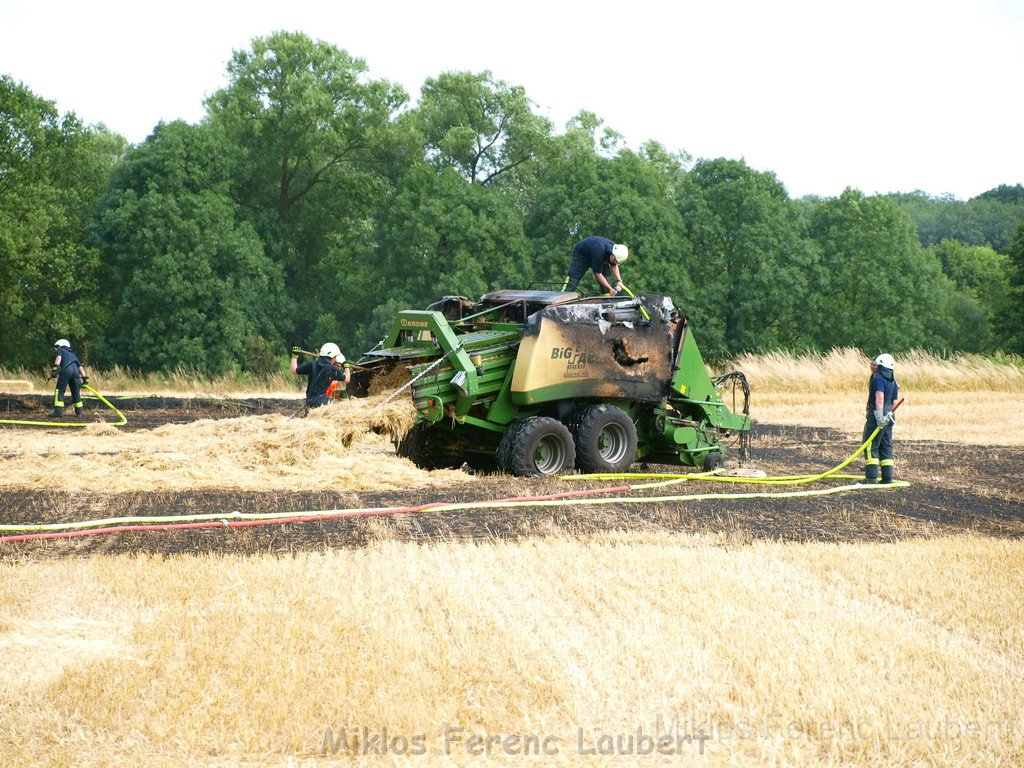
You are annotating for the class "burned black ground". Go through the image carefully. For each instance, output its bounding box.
[2,399,1022,559]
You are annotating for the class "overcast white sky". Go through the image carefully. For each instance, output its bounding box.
[2,0,1022,200]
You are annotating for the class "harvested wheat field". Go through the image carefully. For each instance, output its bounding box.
[1,350,1023,767]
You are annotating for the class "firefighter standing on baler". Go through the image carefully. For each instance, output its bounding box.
[563,236,629,295]
[49,339,89,417]
[861,353,899,484]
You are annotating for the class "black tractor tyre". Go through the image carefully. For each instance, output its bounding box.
[570,404,638,473]
[396,425,463,470]
[702,451,725,473]
[497,419,528,472]
[499,417,575,477]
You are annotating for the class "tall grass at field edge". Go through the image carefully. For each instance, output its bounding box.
[728,348,1024,392]
[0,365,303,395]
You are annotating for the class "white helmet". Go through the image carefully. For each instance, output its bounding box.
[611,243,629,263]
[873,353,895,369]
[319,342,341,358]
[333,352,346,365]
[54,339,70,349]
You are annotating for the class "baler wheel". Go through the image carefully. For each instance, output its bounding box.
[703,451,724,472]
[499,417,575,477]
[570,405,638,473]
[396,425,464,470]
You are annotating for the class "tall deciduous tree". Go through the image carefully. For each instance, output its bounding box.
[204,31,408,349]
[928,239,1009,351]
[342,70,555,351]
[362,161,534,351]
[93,121,286,372]
[998,221,1024,353]
[0,76,125,367]
[414,70,552,189]
[807,189,953,352]
[677,158,819,357]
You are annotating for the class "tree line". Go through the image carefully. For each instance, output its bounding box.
[2,31,1023,374]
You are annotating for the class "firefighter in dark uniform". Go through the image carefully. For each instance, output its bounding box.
[291,343,350,407]
[50,339,89,417]
[563,236,629,294]
[861,353,900,484]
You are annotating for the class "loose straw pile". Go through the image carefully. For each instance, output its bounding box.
[0,396,464,493]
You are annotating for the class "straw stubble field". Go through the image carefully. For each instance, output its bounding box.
[1,350,1022,767]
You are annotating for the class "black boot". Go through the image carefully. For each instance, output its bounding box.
[859,464,879,484]
[74,407,83,416]
[50,409,62,418]
[880,465,895,484]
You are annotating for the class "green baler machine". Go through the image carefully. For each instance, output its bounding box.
[352,289,750,476]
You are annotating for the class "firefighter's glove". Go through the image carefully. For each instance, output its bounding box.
[291,346,302,357]
[80,375,89,385]
[49,367,59,379]
[874,409,892,429]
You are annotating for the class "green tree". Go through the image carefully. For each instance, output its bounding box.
[207,31,406,225]
[677,158,819,356]
[361,161,533,351]
[0,76,125,367]
[338,70,561,350]
[204,31,408,350]
[414,70,552,189]
[888,188,1024,252]
[928,239,1009,351]
[808,189,954,352]
[997,221,1024,353]
[93,121,286,372]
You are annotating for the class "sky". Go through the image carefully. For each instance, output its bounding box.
[2,0,1022,200]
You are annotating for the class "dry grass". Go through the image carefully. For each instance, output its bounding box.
[0,396,456,494]
[0,365,302,398]
[731,348,1024,393]
[2,349,1021,499]
[2,350,1023,767]
[727,348,1024,445]
[1,533,1021,766]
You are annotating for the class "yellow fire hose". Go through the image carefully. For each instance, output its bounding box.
[570,398,906,488]
[1,403,906,537]
[0,384,127,427]
[610,283,652,320]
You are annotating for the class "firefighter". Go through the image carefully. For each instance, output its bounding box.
[50,339,89,417]
[563,236,628,295]
[326,355,351,400]
[861,353,900,484]
[291,343,350,407]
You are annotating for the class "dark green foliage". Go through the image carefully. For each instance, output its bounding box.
[525,117,694,304]
[928,239,1009,352]
[362,163,534,351]
[974,184,1024,205]
[203,31,408,355]
[0,75,125,367]
[92,121,287,371]
[677,158,819,358]
[415,70,552,188]
[997,221,1024,353]
[807,189,957,352]
[888,188,1024,252]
